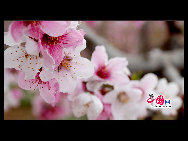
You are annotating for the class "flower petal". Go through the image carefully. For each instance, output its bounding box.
[107,57,128,73]
[103,90,118,104]
[172,97,183,110]
[156,78,168,93]
[9,21,25,42]
[4,32,20,46]
[109,73,130,85]
[87,95,103,120]
[166,82,179,97]
[25,37,39,55]
[71,56,94,79]
[39,82,57,104]
[39,69,54,82]
[17,72,39,90]
[4,46,43,80]
[91,46,108,68]
[62,29,84,48]
[140,73,158,91]
[54,70,78,93]
[72,93,92,118]
[40,21,71,37]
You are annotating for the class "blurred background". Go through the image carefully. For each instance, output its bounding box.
[4,21,184,120]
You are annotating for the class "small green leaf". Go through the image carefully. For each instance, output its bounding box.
[132,71,143,80]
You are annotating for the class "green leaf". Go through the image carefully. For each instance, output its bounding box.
[132,71,143,80]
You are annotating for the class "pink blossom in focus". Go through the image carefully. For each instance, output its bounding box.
[39,28,85,70]
[6,21,72,43]
[39,40,94,94]
[87,46,130,92]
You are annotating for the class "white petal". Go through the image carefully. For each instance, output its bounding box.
[72,93,92,118]
[25,37,39,56]
[166,82,179,97]
[87,95,103,120]
[55,70,77,93]
[4,32,19,46]
[172,97,183,110]
[71,56,94,79]
[4,46,43,80]
[140,73,158,91]
[156,78,168,93]
[103,90,118,104]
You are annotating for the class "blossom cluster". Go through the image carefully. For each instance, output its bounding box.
[4,21,184,120]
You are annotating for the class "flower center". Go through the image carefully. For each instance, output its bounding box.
[100,84,114,96]
[42,34,62,46]
[57,56,73,71]
[117,92,129,104]
[96,66,110,79]
[42,33,69,47]
[23,21,40,26]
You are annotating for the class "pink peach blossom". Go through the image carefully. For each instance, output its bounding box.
[7,21,72,43]
[39,41,94,94]
[39,28,85,69]
[87,46,130,92]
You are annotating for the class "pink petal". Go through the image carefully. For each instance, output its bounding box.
[39,37,63,70]
[91,46,108,68]
[41,50,55,72]
[18,72,39,90]
[39,83,56,104]
[62,29,84,48]
[47,45,63,69]
[109,73,130,85]
[107,57,128,73]
[9,21,25,42]
[140,73,158,91]
[40,21,71,37]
